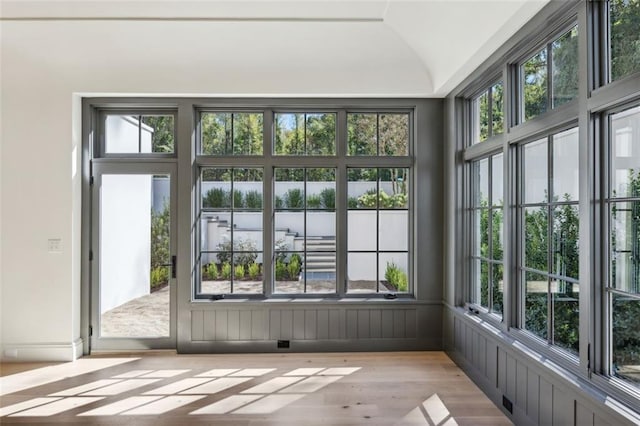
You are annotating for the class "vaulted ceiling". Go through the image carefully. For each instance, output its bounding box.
[1,0,549,96]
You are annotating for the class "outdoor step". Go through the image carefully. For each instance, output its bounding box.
[304,262,336,270]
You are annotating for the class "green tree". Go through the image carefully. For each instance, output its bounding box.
[141,115,174,153]
[610,0,640,81]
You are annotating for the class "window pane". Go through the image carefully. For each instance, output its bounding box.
[348,211,376,251]
[553,128,579,202]
[492,153,503,207]
[306,113,336,155]
[523,49,548,121]
[379,210,408,251]
[275,113,336,155]
[551,26,579,108]
[201,113,232,155]
[275,113,305,155]
[611,201,640,294]
[379,168,409,209]
[274,252,304,293]
[275,168,304,209]
[202,169,231,209]
[479,209,489,258]
[491,208,504,261]
[380,252,409,293]
[379,114,409,156]
[553,205,580,280]
[232,113,263,155]
[348,168,378,209]
[232,251,263,294]
[525,206,549,272]
[523,138,548,204]
[552,280,579,353]
[348,252,378,293]
[610,0,640,82]
[347,113,377,155]
[476,91,489,142]
[477,259,489,308]
[492,263,504,315]
[306,168,335,210]
[201,255,231,294]
[492,82,504,135]
[611,292,640,387]
[610,106,640,199]
[525,271,549,340]
[105,115,174,154]
[474,158,489,207]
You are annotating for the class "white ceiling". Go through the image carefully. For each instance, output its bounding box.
[1,0,550,96]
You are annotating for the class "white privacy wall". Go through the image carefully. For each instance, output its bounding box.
[0,19,432,361]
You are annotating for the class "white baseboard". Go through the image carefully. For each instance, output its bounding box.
[1,339,83,362]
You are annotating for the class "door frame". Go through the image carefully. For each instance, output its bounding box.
[89,161,178,351]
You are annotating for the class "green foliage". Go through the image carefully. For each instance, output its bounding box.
[141,115,174,153]
[306,194,322,208]
[234,264,245,279]
[612,296,640,383]
[244,190,262,209]
[221,262,232,280]
[285,188,304,209]
[201,113,263,155]
[248,262,261,280]
[348,197,359,209]
[150,266,169,291]
[203,188,230,208]
[357,189,407,208]
[320,188,335,209]
[610,0,640,81]
[275,259,287,280]
[215,239,258,266]
[288,255,301,280]
[523,49,548,120]
[150,203,170,290]
[202,263,218,280]
[384,262,408,292]
[552,27,579,107]
[379,114,408,156]
[275,195,284,209]
[233,190,244,208]
[347,113,377,155]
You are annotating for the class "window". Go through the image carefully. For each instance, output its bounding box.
[201,112,263,155]
[608,0,640,82]
[347,167,410,293]
[195,108,412,298]
[472,82,504,143]
[521,25,578,121]
[103,113,175,154]
[199,168,264,295]
[607,105,640,388]
[470,153,503,315]
[519,128,579,353]
[274,167,336,294]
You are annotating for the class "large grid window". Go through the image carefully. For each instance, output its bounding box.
[607,105,640,388]
[519,127,579,353]
[472,82,504,144]
[347,167,410,294]
[608,0,640,83]
[470,153,503,315]
[195,109,412,298]
[274,168,336,294]
[198,168,264,295]
[521,25,579,121]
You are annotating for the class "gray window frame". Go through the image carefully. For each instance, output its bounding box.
[452,0,640,411]
[193,105,415,300]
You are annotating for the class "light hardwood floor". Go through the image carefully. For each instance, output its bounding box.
[0,351,512,425]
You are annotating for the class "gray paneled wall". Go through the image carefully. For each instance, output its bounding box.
[185,304,439,352]
[445,307,639,426]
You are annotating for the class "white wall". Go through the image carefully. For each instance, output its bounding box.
[0,18,430,361]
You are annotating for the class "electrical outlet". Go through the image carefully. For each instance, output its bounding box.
[48,238,62,253]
